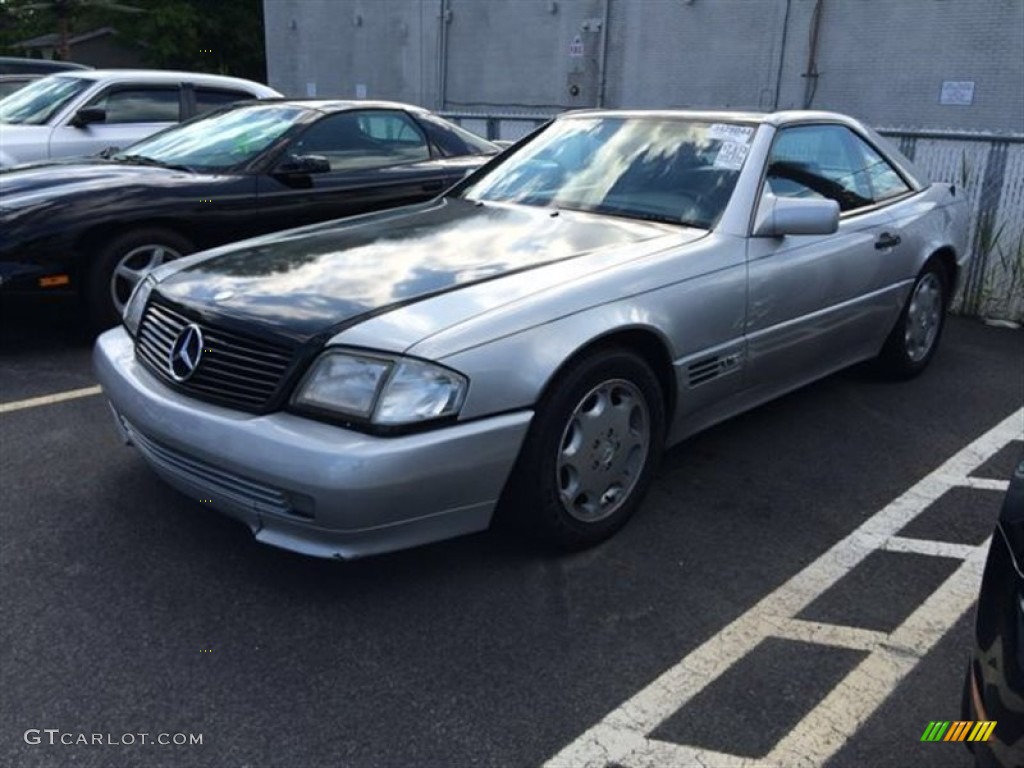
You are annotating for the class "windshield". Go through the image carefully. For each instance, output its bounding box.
[460,116,755,228]
[0,75,90,125]
[115,104,308,170]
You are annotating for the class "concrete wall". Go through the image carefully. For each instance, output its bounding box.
[265,0,1024,133]
[265,0,441,104]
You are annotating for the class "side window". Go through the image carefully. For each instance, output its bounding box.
[847,133,912,202]
[356,111,431,162]
[418,113,498,157]
[765,124,872,212]
[87,87,181,124]
[194,88,253,116]
[288,110,430,170]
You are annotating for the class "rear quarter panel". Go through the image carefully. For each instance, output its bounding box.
[888,183,970,287]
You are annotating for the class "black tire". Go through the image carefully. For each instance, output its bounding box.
[876,261,949,379]
[501,347,666,550]
[87,227,194,330]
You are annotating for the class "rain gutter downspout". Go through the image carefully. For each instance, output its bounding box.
[802,0,824,108]
[773,0,791,110]
[596,0,612,107]
[437,0,451,110]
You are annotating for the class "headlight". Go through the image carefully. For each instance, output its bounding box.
[122,276,155,336]
[375,358,467,424]
[292,350,468,429]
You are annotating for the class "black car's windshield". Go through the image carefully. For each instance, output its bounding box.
[0,75,90,125]
[460,116,755,228]
[115,104,307,170]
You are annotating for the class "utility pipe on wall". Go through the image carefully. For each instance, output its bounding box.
[772,0,792,110]
[802,0,824,108]
[596,0,612,107]
[437,0,450,110]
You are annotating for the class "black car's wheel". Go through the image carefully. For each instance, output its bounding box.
[88,228,193,329]
[504,347,665,550]
[877,261,949,378]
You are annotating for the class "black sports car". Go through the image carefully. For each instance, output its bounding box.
[0,99,499,325]
[963,456,1024,767]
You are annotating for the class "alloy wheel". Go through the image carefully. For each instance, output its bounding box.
[555,378,651,523]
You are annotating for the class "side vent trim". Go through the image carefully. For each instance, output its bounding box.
[687,353,741,388]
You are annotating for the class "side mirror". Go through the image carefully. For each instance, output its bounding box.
[69,107,106,128]
[275,154,331,175]
[753,194,840,237]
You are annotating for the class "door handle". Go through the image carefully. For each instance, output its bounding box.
[875,232,902,250]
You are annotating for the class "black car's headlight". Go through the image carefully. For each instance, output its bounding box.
[292,350,468,429]
[122,276,155,336]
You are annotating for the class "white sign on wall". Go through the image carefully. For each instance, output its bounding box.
[940,80,975,106]
[569,35,584,57]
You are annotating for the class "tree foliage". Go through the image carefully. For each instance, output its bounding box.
[0,0,267,82]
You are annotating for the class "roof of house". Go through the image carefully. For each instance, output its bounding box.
[13,26,117,50]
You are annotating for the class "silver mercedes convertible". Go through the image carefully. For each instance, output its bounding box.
[94,109,969,559]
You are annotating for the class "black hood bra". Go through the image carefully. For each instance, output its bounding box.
[154,197,676,341]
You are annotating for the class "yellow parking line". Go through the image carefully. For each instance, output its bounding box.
[0,385,103,414]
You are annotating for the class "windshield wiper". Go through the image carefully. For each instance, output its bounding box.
[560,203,707,228]
[114,154,194,173]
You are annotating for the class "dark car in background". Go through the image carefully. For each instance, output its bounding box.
[0,99,500,325]
[0,56,91,99]
[0,76,39,99]
[0,56,91,75]
[963,456,1024,767]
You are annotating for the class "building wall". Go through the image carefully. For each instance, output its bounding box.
[264,0,1024,132]
[70,36,146,69]
[14,34,146,69]
[265,0,440,104]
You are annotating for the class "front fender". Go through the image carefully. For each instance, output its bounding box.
[436,260,746,424]
[440,312,675,422]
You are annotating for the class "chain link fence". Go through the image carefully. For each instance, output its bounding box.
[443,111,1024,324]
[881,129,1024,323]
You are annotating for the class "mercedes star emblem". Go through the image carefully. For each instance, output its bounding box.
[168,324,204,382]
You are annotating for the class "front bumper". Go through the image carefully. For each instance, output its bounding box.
[0,260,45,290]
[94,327,534,559]
[0,259,78,294]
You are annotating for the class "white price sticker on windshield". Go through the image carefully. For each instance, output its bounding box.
[707,123,754,143]
[713,141,749,170]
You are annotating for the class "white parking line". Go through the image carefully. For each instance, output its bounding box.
[545,407,1023,768]
[0,385,103,414]
[955,476,1012,492]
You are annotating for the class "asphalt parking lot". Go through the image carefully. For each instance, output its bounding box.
[1,298,1021,768]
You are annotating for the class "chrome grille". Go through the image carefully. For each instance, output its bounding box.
[136,298,294,411]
